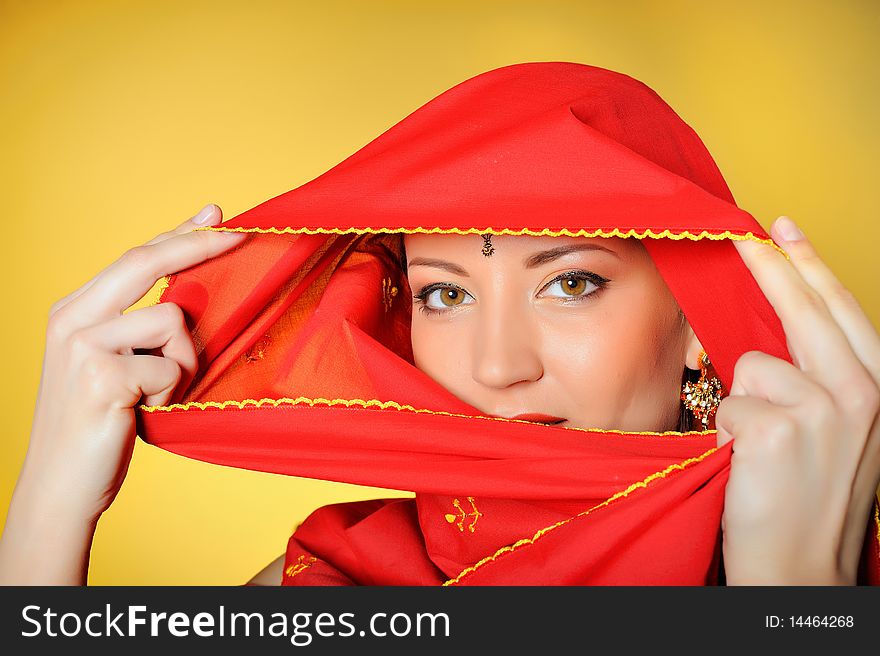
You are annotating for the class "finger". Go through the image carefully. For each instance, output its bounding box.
[769,216,880,385]
[51,204,225,316]
[728,350,825,407]
[83,302,198,397]
[118,353,183,407]
[66,228,247,327]
[715,393,792,452]
[732,223,862,391]
[143,204,222,246]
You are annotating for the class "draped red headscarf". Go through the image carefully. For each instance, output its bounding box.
[135,62,880,585]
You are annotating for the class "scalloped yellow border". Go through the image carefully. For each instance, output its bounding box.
[191,224,791,260]
[139,395,711,437]
[441,445,719,585]
[140,224,773,436]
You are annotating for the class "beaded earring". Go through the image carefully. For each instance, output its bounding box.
[680,349,724,430]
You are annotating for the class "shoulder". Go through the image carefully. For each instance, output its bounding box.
[244,552,285,586]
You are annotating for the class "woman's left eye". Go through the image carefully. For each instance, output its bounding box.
[540,271,609,299]
[413,283,476,316]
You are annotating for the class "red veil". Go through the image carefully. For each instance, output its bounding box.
[135,62,880,585]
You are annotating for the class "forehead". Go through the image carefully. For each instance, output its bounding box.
[402,232,646,261]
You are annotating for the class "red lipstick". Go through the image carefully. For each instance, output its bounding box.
[508,413,566,425]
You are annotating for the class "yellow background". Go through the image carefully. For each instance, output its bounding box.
[1,0,877,584]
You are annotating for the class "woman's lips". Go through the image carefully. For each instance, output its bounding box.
[507,413,566,425]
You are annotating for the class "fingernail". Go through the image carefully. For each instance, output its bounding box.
[775,215,804,242]
[193,204,216,224]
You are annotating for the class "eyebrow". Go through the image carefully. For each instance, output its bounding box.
[407,244,619,277]
[522,243,620,268]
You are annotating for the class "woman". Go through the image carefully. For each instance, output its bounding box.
[1,62,878,585]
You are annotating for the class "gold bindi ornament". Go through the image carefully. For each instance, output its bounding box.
[680,349,723,430]
[481,233,495,257]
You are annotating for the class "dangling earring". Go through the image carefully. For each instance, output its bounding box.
[680,349,724,431]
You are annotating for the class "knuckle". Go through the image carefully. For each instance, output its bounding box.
[840,378,880,418]
[158,301,186,327]
[733,350,764,378]
[751,241,781,264]
[120,245,155,273]
[46,305,76,340]
[80,351,109,379]
[195,228,224,254]
[799,288,827,315]
[48,298,65,317]
[801,387,837,425]
[794,245,823,266]
[67,330,96,358]
[84,359,123,398]
[831,283,860,309]
[167,357,184,383]
[145,361,183,406]
[760,413,799,455]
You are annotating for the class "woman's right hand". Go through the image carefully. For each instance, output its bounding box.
[18,204,246,525]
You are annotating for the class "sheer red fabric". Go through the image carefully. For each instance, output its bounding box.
[135,62,880,585]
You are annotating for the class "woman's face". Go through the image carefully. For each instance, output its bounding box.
[403,233,703,432]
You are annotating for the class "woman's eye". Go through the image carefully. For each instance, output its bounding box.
[541,271,608,299]
[415,285,475,313]
[430,287,466,308]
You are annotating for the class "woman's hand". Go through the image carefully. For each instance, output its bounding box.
[15,205,246,524]
[0,204,247,584]
[1,204,247,585]
[716,215,880,585]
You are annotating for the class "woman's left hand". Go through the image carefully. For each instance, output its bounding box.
[716,215,880,585]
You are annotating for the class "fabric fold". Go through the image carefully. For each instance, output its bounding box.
[134,61,880,585]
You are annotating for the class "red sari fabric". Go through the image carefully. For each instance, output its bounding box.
[135,62,880,585]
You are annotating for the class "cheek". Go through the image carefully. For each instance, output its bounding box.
[539,287,681,408]
[410,316,473,388]
[539,308,633,396]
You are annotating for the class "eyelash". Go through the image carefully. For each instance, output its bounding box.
[411,270,611,317]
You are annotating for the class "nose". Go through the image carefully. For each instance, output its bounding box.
[471,296,544,389]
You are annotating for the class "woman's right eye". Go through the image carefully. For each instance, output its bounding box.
[413,284,475,315]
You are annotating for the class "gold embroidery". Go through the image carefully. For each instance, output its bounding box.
[243,334,271,362]
[445,496,483,533]
[284,554,318,579]
[441,446,719,585]
[193,225,790,260]
[139,395,711,437]
[381,276,398,312]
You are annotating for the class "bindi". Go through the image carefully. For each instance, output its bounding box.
[481,233,495,257]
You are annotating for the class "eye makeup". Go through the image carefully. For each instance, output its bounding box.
[411,269,611,317]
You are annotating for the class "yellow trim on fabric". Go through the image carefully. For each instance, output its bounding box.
[146,275,171,307]
[193,225,791,260]
[441,446,719,586]
[138,395,711,437]
[141,223,760,439]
